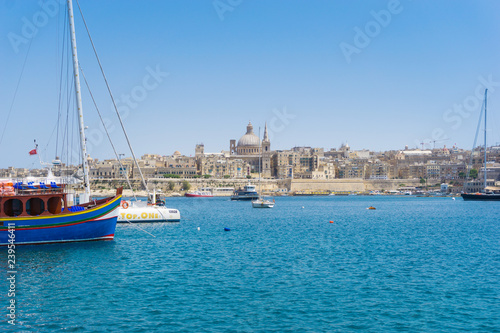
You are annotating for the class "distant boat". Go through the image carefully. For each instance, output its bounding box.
[462,89,500,201]
[0,0,121,245]
[252,128,275,209]
[185,191,213,197]
[231,184,259,201]
[252,196,275,208]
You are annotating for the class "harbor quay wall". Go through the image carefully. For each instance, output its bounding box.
[90,178,422,195]
[288,179,421,192]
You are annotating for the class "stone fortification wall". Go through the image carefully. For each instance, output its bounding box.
[290,179,421,192]
[91,178,422,194]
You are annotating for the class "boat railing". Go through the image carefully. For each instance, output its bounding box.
[11,182,66,196]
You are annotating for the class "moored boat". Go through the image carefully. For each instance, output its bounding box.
[118,189,180,223]
[231,184,259,201]
[0,182,122,245]
[461,191,500,201]
[252,196,275,208]
[185,191,213,197]
[0,0,123,245]
[461,89,500,201]
[251,127,275,209]
[118,201,180,222]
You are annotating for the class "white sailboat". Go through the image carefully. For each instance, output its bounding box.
[461,89,500,201]
[252,125,275,208]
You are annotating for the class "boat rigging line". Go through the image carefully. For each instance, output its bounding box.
[75,0,149,196]
[0,36,34,149]
[122,219,157,238]
[79,64,138,202]
[466,94,486,180]
[56,10,69,160]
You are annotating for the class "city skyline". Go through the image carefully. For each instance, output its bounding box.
[1,1,500,169]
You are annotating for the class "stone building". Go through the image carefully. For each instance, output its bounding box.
[229,122,272,177]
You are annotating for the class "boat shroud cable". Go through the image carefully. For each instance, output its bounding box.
[79,65,138,202]
[75,0,149,197]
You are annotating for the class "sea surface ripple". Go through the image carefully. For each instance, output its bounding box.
[1,196,499,332]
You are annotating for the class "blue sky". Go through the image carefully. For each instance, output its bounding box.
[1,0,500,168]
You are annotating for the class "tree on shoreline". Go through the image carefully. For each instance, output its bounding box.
[182,181,191,191]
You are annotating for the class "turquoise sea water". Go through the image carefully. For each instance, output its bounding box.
[2,196,500,332]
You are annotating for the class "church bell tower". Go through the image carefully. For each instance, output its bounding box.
[262,123,272,178]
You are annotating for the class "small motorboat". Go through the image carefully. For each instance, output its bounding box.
[185,191,213,197]
[252,196,275,208]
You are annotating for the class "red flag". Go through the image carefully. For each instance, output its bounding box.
[29,149,37,156]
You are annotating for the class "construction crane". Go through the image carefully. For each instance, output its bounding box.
[431,138,449,149]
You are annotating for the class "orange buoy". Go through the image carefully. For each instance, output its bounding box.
[329,220,334,223]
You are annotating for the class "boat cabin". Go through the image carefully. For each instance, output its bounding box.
[0,181,68,218]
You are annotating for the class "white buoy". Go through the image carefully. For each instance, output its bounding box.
[197,227,200,230]
[452,197,456,200]
[302,206,304,209]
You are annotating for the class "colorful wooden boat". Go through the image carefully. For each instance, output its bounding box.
[0,0,122,245]
[0,185,122,245]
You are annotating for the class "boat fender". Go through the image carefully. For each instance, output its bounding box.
[121,201,129,209]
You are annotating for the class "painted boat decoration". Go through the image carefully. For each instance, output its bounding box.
[0,184,122,245]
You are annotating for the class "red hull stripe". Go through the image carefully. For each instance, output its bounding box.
[0,234,115,246]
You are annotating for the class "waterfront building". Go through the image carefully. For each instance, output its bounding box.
[440,163,466,180]
[156,155,197,178]
[311,160,336,179]
[337,161,366,179]
[201,155,250,178]
[426,163,441,179]
[366,161,390,180]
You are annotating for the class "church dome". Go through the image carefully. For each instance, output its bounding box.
[237,122,261,147]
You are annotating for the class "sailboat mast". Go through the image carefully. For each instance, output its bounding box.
[484,89,488,190]
[67,0,91,202]
[259,127,261,195]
